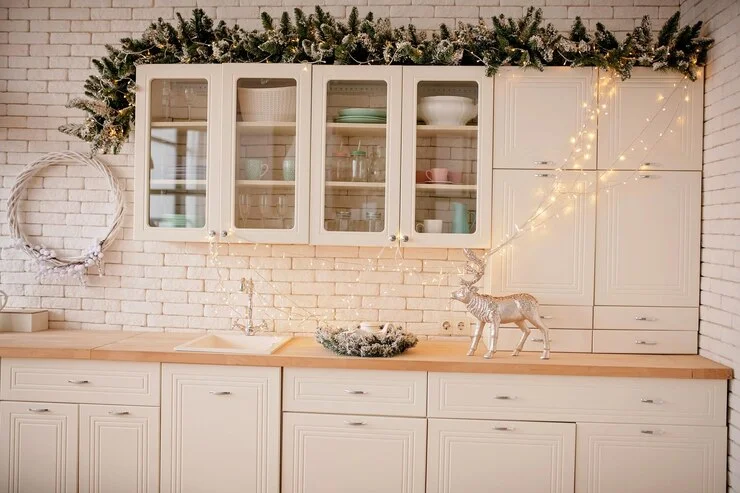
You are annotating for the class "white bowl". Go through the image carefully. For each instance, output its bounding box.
[417,96,477,126]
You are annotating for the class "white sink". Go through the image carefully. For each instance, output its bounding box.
[174,333,292,355]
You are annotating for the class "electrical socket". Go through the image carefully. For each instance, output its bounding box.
[441,319,470,335]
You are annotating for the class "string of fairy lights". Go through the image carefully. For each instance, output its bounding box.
[204,69,698,332]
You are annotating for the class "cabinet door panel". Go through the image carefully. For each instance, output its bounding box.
[494,67,596,170]
[282,412,426,493]
[597,68,703,171]
[0,401,78,493]
[576,423,726,493]
[428,418,575,493]
[79,404,159,493]
[595,171,700,306]
[160,364,280,493]
[492,170,596,305]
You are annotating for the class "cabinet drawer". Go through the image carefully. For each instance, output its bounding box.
[594,306,697,331]
[592,330,697,354]
[497,328,592,353]
[283,368,426,417]
[502,305,592,329]
[428,372,726,426]
[0,358,160,406]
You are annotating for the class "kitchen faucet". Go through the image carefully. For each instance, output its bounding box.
[232,277,267,335]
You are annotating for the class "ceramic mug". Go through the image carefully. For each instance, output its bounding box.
[244,158,268,180]
[426,168,448,183]
[415,170,427,184]
[448,170,463,184]
[282,158,295,181]
[416,219,443,234]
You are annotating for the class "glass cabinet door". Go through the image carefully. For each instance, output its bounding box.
[400,67,493,248]
[221,64,311,244]
[134,65,221,241]
[310,66,402,246]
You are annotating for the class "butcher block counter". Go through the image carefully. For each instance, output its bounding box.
[0,329,731,379]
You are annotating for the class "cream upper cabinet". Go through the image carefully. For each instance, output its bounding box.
[595,171,700,306]
[427,418,575,493]
[494,67,596,170]
[576,423,726,493]
[282,412,426,493]
[597,68,703,171]
[310,65,403,246]
[220,63,312,244]
[135,64,222,242]
[0,401,78,493]
[491,170,596,306]
[400,66,493,248]
[79,404,159,493]
[160,364,280,493]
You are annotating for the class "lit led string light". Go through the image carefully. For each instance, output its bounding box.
[205,69,698,332]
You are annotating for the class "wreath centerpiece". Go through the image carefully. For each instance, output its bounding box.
[316,323,419,357]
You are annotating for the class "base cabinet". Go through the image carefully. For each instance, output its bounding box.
[427,418,575,493]
[0,401,78,493]
[282,412,426,493]
[575,423,727,493]
[160,364,280,493]
[79,404,160,493]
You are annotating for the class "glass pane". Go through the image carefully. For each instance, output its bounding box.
[415,81,478,235]
[234,78,297,230]
[323,80,388,233]
[148,78,208,228]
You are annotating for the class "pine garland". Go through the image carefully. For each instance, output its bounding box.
[60,7,713,154]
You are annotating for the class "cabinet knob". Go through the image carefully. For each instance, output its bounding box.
[209,391,231,396]
[108,410,130,416]
[388,234,397,242]
[28,408,49,413]
[344,421,367,426]
[400,235,409,242]
[344,389,367,395]
[493,426,515,431]
[208,230,216,238]
[634,340,657,345]
[220,230,228,238]
[67,379,89,384]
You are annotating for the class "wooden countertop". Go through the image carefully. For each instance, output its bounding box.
[0,330,732,379]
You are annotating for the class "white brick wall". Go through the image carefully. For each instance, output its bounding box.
[680,1,740,491]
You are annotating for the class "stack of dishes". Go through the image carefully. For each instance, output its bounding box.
[334,108,387,124]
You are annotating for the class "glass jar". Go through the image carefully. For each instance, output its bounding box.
[330,150,350,181]
[350,150,367,182]
[365,211,383,232]
[368,146,385,183]
[336,209,352,231]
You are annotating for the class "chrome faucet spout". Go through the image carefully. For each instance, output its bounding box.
[234,277,267,335]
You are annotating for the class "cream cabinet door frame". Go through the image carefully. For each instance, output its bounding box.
[309,65,403,247]
[400,66,493,248]
[134,64,223,242]
[220,63,312,244]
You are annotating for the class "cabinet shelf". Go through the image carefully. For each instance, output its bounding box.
[236,180,296,188]
[151,121,207,129]
[416,183,477,192]
[326,123,386,137]
[416,125,478,137]
[150,179,207,186]
[326,181,386,190]
[236,121,296,135]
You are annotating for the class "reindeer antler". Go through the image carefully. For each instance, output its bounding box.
[460,248,485,287]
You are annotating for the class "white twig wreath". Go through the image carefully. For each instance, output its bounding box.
[7,151,124,284]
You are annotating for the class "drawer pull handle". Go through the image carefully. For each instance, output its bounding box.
[533,160,552,166]
[634,316,654,321]
[638,174,653,179]
[640,398,663,404]
[344,390,367,395]
[494,426,515,431]
[28,408,49,413]
[494,395,515,400]
[344,421,366,426]
[642,162,657,167]
[108,411,130,416]
[640,429,661,435]
[540,315,554,320]
[67,379,89,384]
[209,391,231,396]
[534,173,551,177]
[634,340,657,345]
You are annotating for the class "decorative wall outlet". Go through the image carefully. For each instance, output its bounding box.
[440,319,470,335]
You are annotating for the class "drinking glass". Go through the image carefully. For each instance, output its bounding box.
[238,193,250,226]
[276,195,288,228]
[259,196,271,228]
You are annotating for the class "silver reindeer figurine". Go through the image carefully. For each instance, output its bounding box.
[451,249,551,360]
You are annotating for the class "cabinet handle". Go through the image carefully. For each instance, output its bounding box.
[531,338,545,343]
[642,162,657,167]
[209,391,231,396]
[640,429,661,435]
[638,174,653,179]
[108,410,130,416]
[634,340,657,345]
[28,408,49,413]
[541,315,553,320]
[344,389,366,395]
[344,421,367,426]
[400,235,409,242]
[494,395,515,400]
[533,160,552,166]
[388,234,397,242]
[67,379,89,384]
[640,398,663,404]
[493,426,515,431]
[634,316,654,321]
[534,173,552,177]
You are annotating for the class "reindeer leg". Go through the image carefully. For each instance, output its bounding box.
[528,313,551,360]
[467,320,484,356]
[512,320,531,357]
[484,317,500,359]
